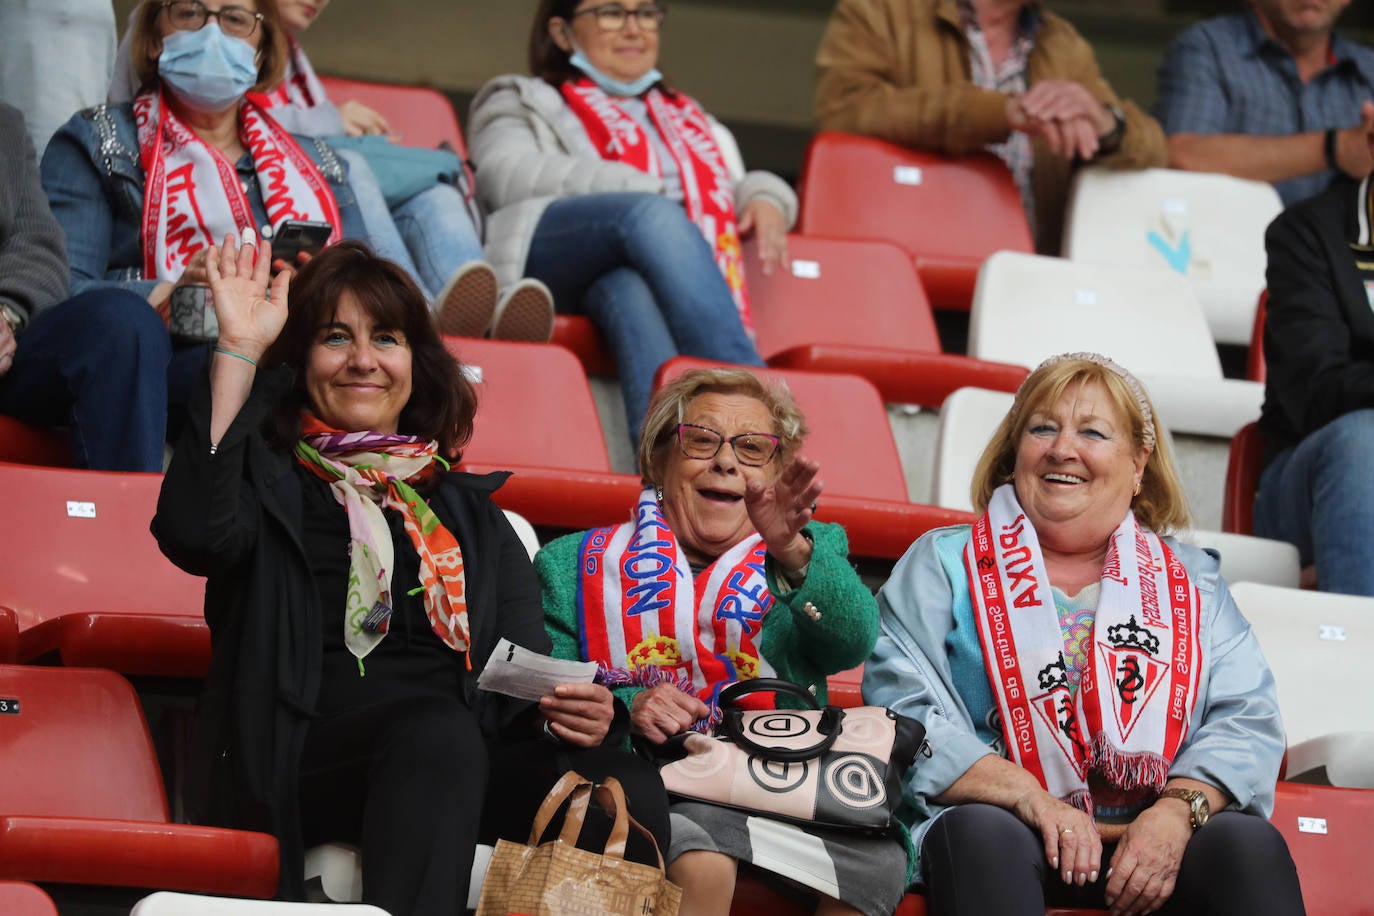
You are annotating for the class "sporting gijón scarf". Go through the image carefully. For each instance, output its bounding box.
[561,78,753,333]
[135,87,341,283]
[577,488,776,706]
[966,485,1202,811]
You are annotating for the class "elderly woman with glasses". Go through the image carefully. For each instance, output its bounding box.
[468,1,799,446]
[534,368,908,916]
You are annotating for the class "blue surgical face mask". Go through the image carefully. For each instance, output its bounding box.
[568,37,662,98]
[157,24,259,112]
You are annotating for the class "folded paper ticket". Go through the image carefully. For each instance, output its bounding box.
[476,638,599,701]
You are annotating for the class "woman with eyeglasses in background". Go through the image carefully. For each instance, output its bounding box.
[469,1,798,449]
[41,0,367,441]
[533,367,909,916]
[107,0,556,341]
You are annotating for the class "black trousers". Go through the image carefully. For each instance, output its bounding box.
[921,803,1306,916]
[299,697,670,916]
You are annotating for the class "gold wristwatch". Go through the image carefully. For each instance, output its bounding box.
[1158,787,1209,830]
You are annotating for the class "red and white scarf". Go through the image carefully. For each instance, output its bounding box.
[135,87,341,282]
[561,79,753,333]
[263,37,329,113]
[578,488,775,704]
[965,484,1202,812]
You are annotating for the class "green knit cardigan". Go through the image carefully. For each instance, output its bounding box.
[533,520,879,715]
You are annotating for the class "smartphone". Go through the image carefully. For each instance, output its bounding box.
[271,219,334,265]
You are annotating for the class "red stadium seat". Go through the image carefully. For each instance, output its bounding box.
[826,664,865,709]
[1249,289,1268,383]
[0,463,209,677]
[1222,422,1263,536]
[797,132,1034,311]
[551,314,618,378]
[654,357,972,560]
[0,416,70,467]
[1270,780,1374,915]
[316,75,466,157]
[750,234,1027,405]
[0,882,57,916]
[0,665,278,897]
[730,875,1106,915]
[442,336,640,530]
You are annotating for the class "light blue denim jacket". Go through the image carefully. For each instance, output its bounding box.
[39,103,365,299]
[865,525,1286,885]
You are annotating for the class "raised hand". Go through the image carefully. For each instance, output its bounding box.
[206,229,290,362]
[744,453,822,571]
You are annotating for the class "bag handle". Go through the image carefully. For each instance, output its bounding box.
[527,769,594,846]
[718,678,844,762]
[590,777,669,873]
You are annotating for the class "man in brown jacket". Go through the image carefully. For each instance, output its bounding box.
[815,0,1165,252]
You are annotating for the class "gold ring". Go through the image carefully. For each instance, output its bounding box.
[1060,826,1074,835]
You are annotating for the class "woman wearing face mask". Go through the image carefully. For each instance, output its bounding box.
[41,0,365,430]
[106,0,555,341]
[468,0,796,446]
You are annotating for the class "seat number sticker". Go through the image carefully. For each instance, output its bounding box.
[791,259,821,279]
[1297,817,1327,835]
[66,500,96,518]
[893,166,923,186]
[0,698,19,715]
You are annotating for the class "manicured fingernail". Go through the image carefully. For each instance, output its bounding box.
[1106,868,1113,878]
[242,227,256,246]
[1090,870,1099,883]
[1050,857,1058,869]
[1063,870,1071,884]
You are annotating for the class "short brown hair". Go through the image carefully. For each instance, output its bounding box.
[638,367,807,488]
[129,0,288,96]
[263,241,477,458]
[969,354,1190,534]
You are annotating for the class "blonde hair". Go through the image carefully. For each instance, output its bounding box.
[969,353,1190,534]
[638,368,807,486]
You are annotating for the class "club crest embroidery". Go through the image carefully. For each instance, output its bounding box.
[1030,651,1088,777]
[1099,615,1168,742]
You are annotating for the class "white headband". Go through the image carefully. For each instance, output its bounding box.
[1026,351,1156,450]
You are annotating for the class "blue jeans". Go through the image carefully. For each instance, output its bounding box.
[0,289,204,472]
[524,193,763,440]
[339,152,484,300]
[1254,409,1374,596]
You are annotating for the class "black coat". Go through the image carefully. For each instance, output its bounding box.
[152,367,549,899]
[1261,179,1374,463]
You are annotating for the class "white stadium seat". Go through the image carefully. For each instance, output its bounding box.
[968,251,1262,437]
[1062,167,1282,346]
[1229,582,1374,788]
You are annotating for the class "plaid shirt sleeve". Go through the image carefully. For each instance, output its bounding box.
[1156,23,1230,135]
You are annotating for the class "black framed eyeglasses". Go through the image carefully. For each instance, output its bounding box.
[570,2,667,32]
[676,424,780,467]
[161,0,263,39]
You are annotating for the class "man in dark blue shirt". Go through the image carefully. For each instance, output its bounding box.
[1157,0,1374,206]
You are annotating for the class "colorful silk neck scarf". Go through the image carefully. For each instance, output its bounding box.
[964,484,1202,813]
[295,414,469,665]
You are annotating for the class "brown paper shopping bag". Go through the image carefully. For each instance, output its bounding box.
[476,770,682,916]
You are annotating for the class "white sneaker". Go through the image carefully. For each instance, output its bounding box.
[434,261,498,338]
[490,278,555,342]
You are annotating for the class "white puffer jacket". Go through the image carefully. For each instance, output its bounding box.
[467,74,797,289]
